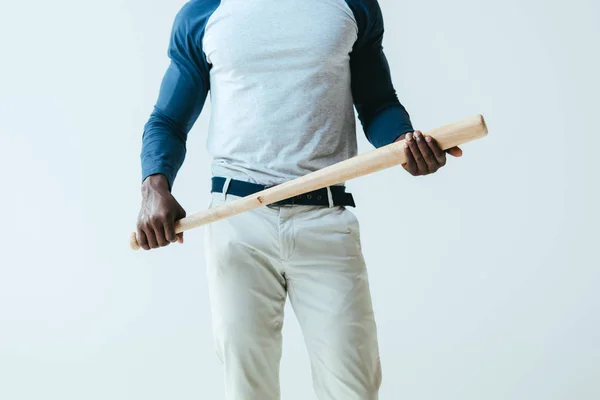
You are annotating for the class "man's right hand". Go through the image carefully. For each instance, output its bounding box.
[136,174,187,250]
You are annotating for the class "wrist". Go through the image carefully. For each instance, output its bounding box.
[142,174,170,194]
[394,132,410,143]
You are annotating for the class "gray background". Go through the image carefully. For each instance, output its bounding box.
[1,0,598,399]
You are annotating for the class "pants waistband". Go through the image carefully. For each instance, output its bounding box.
[211,177,356,207]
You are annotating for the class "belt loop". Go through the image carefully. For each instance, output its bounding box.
[222,177,232,201]
[326,186,334,208]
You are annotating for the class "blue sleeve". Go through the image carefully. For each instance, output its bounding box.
[140,1,219,189]
[346,0,413,148]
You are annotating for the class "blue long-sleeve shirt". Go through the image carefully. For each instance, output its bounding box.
[141,0,413,188]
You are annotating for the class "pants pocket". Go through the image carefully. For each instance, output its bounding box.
[341,206,362,250]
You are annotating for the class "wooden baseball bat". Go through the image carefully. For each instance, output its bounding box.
[129,114,488,250]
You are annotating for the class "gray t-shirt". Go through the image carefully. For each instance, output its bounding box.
[141,0,413,188]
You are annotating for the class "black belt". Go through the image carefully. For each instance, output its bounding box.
[211,177,356,207]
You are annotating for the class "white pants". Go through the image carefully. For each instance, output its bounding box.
[204,191,381,400]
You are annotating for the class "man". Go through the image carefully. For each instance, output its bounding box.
[136,0,462,398]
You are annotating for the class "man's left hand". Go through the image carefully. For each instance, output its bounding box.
[396,130,463,176]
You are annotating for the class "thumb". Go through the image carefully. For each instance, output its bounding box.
[446,146,463,157]
[176,204,187,219]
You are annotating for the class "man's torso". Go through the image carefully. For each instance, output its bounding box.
[203,0,360,185]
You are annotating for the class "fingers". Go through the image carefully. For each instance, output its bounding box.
[138,216,175,250]
[403,140,418,175]
[164,207,186,244]
[425,136,446,166]
[136,227,150,251]
[159,205,187,245]
[401,130,461,176]
[151,215,170,247]
[138,215,169,250]
[406,132,428,174]
[136,203,187,251]
[414,131,439,173]
[145,227,159,249]
[164,217,178,243]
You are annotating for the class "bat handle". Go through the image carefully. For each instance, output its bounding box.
[129,232,141,251]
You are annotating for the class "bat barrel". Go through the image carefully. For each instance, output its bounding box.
[428,114,488,150]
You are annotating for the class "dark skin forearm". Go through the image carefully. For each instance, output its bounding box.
[136,174,186,250]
